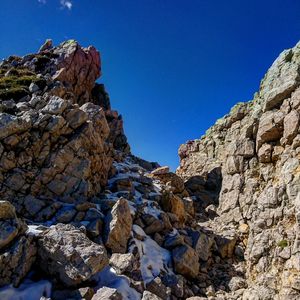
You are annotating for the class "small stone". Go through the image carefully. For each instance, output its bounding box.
[258,143,273,163]
[92,287,122,300]
[29,83,39,93]
[238,223,249,234]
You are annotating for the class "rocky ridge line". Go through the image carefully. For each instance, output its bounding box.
[0,39,299,300]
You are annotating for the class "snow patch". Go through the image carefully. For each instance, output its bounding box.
[130,225,173,284]
[26,225,44,236]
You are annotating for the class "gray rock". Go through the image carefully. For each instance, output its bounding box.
[142,290,163,300]
[29,82,39,93]
[92,287,122,300]
[109,253,135,274]
[41,96,68,115]
[37,223,108,286]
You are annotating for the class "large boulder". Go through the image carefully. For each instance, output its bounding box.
[37,223,108,286]
[104,198,132,253]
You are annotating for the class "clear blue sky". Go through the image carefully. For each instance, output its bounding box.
[1,1,300,170]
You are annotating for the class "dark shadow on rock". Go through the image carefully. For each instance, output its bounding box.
[185,167,222,220]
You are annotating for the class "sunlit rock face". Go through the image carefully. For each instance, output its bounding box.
[177,41,300,299]
[0,39,300,300]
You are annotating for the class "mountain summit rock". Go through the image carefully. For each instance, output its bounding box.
[0,39,299,299]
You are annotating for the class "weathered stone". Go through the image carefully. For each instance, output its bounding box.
[104,198,132,253]
[258,143,273,163]
[92,287,122,300]
[161,192,186,225]
[53,40,101,105]
[0,113,31,140]
[37,223,108,286]
[226,155,243,175]
[190,230,214,261]
[260,45,300,112]
[29,82,39,93]
[283,109,300,144]
[0,235,36,287]
[142,290,163,300]
[65,107,88,129]
[41,96,68,115]
[0,200,17,220]
[109,253,134,275]
[172,245,199,278]
[151,166,169,175]
[216,231,237,258]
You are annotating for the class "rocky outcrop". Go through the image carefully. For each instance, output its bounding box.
[177,41,300,299]
[1,39,300,300]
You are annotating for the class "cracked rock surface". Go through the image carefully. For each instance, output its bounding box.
[0,39,299,300]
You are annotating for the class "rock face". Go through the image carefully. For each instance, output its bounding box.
[37,223,108,286]
[177,41,300,299]
[1,39,300,300]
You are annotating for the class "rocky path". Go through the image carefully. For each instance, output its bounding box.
[0,39,299,300]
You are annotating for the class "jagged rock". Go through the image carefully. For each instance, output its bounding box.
[109,253,135,274]
[0,200,17,219]
[39,39,53,52]
[151,166,169,175]
[0,201,27,251]
[104,198,132,253]
[92,287,122,300]
[228,276,246,291]
[177,40,300,299]
[142,290,163,300]
[260,43,300,112]
[0,235,36,287]
[37,223,108,286]
[161,192,186,225]
[257,143,273,163]
[1,38,300,299]
[172,245,199,278]
[151,171,185,194]
[189,230,214,261]
[283,109,300,144]
[52,40,101,104]
[256,110,284,149]
[145,276,168,299]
